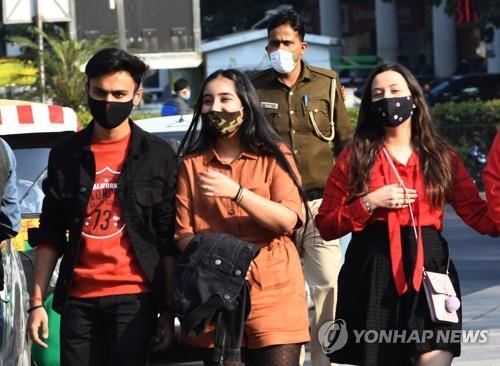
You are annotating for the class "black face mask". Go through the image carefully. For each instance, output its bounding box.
[88,95,134,129]
[371,96,414,127]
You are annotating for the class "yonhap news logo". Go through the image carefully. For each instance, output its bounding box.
[318,319,348,354]
[318,319,490,354]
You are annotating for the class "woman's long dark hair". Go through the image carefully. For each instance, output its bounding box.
[349,64,453,208]
[178,69,309,228]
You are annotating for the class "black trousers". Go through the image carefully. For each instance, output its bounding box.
[60,293,156,366]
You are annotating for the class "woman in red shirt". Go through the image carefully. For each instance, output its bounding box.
[483,132,500,229]
[316,64,499,366]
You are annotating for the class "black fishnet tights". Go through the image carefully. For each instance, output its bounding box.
[245,344,302,366]
[201,344,302,366]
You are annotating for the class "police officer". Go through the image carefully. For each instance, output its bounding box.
[252,9,352,366]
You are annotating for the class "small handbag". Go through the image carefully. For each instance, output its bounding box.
[383,148,460,324]
[422,269,460,324]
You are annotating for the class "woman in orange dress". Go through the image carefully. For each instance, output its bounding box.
[175,69,310,365]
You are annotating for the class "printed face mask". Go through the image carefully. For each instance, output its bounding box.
[88,95,134,129]
[269,49,296,74]
[202,110,244,137]
[371,96,414,127]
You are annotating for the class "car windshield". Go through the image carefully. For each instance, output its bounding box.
[13,148,49,215]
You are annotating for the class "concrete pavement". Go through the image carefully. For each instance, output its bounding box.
[154,284,500,366]
[453,284,500,365]
[301,284,500,366]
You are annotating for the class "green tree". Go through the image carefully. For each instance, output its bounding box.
[10,27,115,110]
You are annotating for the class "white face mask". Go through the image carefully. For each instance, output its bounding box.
[269,49,296,74]
[181,89,191,101]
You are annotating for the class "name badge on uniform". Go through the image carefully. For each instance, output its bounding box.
[261,101,279,110]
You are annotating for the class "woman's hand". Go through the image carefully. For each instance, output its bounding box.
[198,169,239,199]
[364,183,417,210]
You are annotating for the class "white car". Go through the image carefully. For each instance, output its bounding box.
[134,114,192,152]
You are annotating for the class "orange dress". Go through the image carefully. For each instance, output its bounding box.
[175,145,310,349]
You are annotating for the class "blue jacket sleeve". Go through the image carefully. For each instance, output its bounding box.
[0,138,21,241]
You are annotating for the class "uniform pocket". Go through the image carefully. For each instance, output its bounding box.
[306,100,331,134]
[263,108,289,134]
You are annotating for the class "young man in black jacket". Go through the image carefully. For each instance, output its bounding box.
[27,48,177,365]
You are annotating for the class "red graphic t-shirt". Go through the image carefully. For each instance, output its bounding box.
[70,133,149,297]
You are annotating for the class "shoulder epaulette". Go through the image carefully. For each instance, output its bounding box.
[307,65,338,79]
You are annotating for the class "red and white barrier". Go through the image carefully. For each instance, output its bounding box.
[0,103,78,135]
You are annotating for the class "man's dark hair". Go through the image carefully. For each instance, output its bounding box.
[174,78,189,93]
[85,47,148,87]
[267,9,305,41]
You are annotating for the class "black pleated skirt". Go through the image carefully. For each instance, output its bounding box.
[330,222,461,366]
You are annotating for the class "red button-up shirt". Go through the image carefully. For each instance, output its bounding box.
[317,147,500,295]
[484,132,500,230]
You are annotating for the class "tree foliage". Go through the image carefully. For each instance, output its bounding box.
[10,27,115,110]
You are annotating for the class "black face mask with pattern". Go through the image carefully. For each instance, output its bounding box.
[88,95,134,129]
[371,96,414,127]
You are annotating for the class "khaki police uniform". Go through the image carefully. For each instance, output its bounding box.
[252,63,352,193]
[252,63,353,366]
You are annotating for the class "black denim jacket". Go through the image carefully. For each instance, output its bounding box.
[175,233,260,363]
[28,120,177,313]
